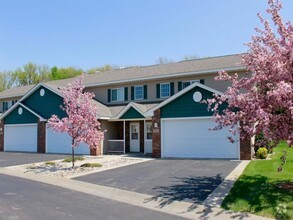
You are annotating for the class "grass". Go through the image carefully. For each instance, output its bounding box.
[62,156,85,163]
[44,161,56,166]
[222,142,293,219]
[80,163,102,168]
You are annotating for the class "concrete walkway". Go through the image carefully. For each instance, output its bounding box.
[0,161,271,220]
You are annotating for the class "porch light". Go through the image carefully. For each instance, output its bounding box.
[154,122,158,128]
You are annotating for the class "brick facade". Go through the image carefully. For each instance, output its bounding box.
[37,121,46,153]
[152,109,161,158]
[0,120,4,151]
[90,146,101,156]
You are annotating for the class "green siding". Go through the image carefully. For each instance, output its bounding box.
[5,106,38,124]
[22,86,66,119]
[120,107,145,119]
[161,86,224,118]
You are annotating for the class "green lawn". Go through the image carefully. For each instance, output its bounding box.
[222,142,293,219]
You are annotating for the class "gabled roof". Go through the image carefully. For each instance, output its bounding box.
[0,102,46,121]
[110,102,158,119]
[145,82,223,117]
[0,54,245,99]
[84,54,244,87]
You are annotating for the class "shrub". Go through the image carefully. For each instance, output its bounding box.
[62,156,85,163]
[45,161,56,166]
[80,163,102,168]
[256,147,268,159]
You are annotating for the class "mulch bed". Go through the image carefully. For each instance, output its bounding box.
[276,182,293,191]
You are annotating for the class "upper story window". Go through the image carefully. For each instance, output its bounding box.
[111,88,124,102]
[182,80,199,89]
[160,83,170,98]
[2,100,17,112]
[134,85,144,100]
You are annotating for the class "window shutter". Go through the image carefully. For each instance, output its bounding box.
[2,102,5,112]
[200,79,205,85]
[170,82,175,96]
[178,81,182,91]
[143,85,147,99]
[107,89,111,102]
[156,84,160,98]
[131,86,134,100]
[124,87,128,101]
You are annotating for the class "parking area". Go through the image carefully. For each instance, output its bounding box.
[75,159,240,204]
[0,152,67,167]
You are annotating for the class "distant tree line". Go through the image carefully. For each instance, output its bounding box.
[0,63,115,92]
[0,54,201,92]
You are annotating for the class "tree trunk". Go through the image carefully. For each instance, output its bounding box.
[72,139,75,169]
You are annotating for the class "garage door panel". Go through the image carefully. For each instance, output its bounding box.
[46,127,89,155]
[4,125,38,152]
[162,118,238,159]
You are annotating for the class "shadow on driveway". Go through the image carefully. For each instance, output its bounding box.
[146,174,223,208]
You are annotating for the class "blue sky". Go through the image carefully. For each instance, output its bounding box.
[0,0,292,71]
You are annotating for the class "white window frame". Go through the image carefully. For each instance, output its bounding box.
[160,83,170,98]
[111,87,125,102]
[146,122,152,140]
[134,85,144,100]
[182,80,200,89]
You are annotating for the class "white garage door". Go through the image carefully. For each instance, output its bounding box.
[4,124,38,152]
[46,127,90,155]
[162,118,239,159]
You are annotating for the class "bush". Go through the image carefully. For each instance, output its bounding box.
[62,156,85,163]
[256,147,268,159]
[45,161,56,166]
[80,163,102,168]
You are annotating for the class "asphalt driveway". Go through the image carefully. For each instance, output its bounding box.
[0,174,184,220]
[0,152,67,167]
[75,159,240,204]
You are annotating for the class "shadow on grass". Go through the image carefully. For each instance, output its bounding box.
[222,174,293,219]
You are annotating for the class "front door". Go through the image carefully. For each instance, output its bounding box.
[130,122,140,152]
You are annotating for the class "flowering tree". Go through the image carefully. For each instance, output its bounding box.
[208,0,292,159]
[48,74,104,168]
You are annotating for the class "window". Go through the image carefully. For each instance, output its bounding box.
[146,122,152,140]
[2,100,16,112]
[160,83,170,98]
[182,80,199,89]
[111,88,124,102]
[134,85,144,100]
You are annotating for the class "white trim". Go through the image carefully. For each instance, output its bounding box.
[160,82,170,98]
[85,66,246,88]
[114,102,145,119]
[145,82,223,117]
[161,116,213,121]
[0,101,46,121]
[129,122,140,152]
[0,83,63,121]
[134,85,144,100]
[4,123,37,127]
[18,103,46,121]
[109,118,147,122]
[160,117,240,159]
[110,87,125,102]
[98,117,111,120]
